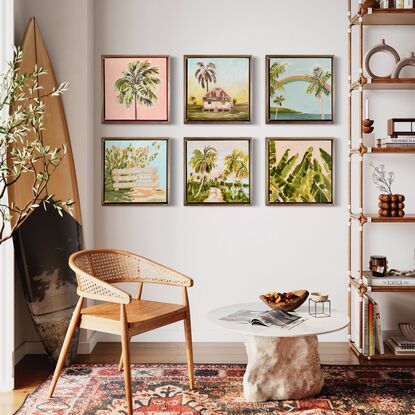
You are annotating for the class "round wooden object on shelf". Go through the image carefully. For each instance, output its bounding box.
[379,194,391,202]
[361,0,378,11]
[398,209,405,217]
[392,52,415,79]
[365,39,400,79]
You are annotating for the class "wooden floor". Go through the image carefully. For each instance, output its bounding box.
[3,341,414,415]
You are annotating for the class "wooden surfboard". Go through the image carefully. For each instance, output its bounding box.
[9,18,83,362]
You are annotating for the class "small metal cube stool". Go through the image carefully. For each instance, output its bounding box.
[308,298,331,318]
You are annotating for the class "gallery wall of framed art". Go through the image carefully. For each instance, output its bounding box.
[100,54,336,208]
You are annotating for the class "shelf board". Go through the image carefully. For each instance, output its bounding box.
[351,78,415,91]
[367,214,415,223]
[351,213,415,223]
[350,9,415,26]
[351,146,415,154]
[350,273,415,293]
[350,340,415,361]
[370,146,415,153]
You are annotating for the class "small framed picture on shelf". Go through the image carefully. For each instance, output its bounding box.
[102,138,169,205]
[266,55,334,124]
[266,138,334,205]
[184,138,252,205]
[184,55,252,123]
[102,55,169,123]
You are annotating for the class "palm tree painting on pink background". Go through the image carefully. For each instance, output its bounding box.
[103,55,169,123]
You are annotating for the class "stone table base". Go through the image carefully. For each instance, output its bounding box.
[242,335,323,402]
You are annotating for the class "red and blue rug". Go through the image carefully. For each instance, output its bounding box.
[16,364,415,414]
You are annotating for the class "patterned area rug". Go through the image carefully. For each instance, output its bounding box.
[16,364,415,414]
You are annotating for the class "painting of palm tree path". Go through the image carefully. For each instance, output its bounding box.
[266,55,333,123]
[185,56,251,123]
[102,56,169,122]
[185,138,251,205]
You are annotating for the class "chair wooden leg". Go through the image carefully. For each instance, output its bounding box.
[184,313,195,389]
[118,336,131,371]
[121,304,133,415]
[48,297,84,398]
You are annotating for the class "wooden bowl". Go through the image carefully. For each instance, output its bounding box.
[260,290,309,312]
[310,292,329,302]
[399,323,415,341]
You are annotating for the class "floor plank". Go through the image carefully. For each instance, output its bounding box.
[4,341,415,414]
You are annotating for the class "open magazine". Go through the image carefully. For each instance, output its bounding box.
[220,309,305,328]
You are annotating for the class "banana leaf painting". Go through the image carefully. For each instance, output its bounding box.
[267,138,334,205]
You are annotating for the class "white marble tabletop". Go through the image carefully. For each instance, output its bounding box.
[207,302,349,338]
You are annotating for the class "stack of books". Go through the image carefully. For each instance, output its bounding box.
[386,336,415,356]
[383,118,415,148]
[362,271,415,288]
[382,137,415,148]
[362,294,384,357]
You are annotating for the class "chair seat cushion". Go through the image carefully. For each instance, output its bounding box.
[81,299,187,328]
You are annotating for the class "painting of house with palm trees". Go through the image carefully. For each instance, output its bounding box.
[185,138,251,205]
[102,55,169,122]
[266,55,333,123]
[185,56,251,123]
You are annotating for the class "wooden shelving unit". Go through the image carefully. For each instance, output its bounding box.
[347,2,415,362]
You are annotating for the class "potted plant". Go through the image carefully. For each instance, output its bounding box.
[371,163,405,217]
[0,47,73,245]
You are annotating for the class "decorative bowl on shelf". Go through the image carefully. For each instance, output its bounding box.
[310,292,329,302]
[260,290,309,312]
[399,323,415,341]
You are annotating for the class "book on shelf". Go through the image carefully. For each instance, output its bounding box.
[362,294,384,357]
[374,302,384,355]
[386,336,415,356]
[362,271,415,287]
[385,137,415,144]
[390,335,415,350]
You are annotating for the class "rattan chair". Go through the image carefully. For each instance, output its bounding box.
[48,249,194,415]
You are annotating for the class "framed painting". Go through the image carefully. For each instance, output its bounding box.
[102,138,169,205]
[102,55,169,123]
[266,138,334,205]
[184,138,251,205]
[266,55,334,124]
[184,55,252,123]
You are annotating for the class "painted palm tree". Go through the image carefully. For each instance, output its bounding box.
[236,154,249,196]
[273,95,285,119]
[189,146,218,197]
[194,62,216,93]
[305,66,332,120]
[269,61,287,96]
[224,148,244,199]
[114,60,160,120]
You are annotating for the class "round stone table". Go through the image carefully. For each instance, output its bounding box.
[207,303,349,402]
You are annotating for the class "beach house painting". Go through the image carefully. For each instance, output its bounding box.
[184,55,251,123]
[203,88,232,112]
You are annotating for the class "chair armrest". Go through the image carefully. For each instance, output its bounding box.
[138,255,193,288]
[74,269,132,305]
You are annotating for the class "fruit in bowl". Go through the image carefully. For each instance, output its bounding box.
[260,290,309,312]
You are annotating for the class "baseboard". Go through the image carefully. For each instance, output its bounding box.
[14,341,45,365]
[77,331,98,354]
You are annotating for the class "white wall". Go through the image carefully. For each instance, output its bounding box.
[12,0,415,351]
[94,0,349,342]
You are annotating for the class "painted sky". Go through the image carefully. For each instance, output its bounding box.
[105,140,167,189]
[187,140,249,179]
[269,57,332,115]
[272,139,332,168]
[187,57,250,103]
